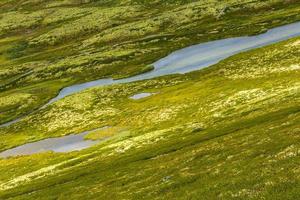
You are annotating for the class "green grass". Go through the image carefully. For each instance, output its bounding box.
[1,0,300,122]
[0,29,299,199]
[0,0,300,199]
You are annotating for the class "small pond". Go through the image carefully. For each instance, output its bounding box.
[130,93,154,100]
[0,127,107,158]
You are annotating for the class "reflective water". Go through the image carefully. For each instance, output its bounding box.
[130,93,154,100]
[47,21,300,104]
[0,127,107,158]
[2,22,300,127]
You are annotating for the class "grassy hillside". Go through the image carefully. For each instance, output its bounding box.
[1,0,300,123]
[0,26,300,200]
[0,0,300,199]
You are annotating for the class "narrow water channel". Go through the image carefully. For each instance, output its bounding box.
[46,21,300,105]
[1,21,300,157]
[2,22,300,128]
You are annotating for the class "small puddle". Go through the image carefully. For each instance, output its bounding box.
[0,127,108,158]
[130,93,154,100]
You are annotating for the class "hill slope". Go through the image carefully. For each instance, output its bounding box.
[0,0,300,199]
[1,0,300,124]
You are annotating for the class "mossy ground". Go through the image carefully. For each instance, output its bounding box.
[0,31,299,200]
[0,0,300,199]
[1,0,300,123]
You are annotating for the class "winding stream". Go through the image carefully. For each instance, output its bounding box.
[2,22,300,128]
[1,21,300,157]
[44,21,300,105]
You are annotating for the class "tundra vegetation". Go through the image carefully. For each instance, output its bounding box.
[0,0,300,199]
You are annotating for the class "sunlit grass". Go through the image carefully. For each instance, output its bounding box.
[0,1,300,199]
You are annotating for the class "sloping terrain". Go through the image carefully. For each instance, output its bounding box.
[1,32,300,200]
[1,0,300,124]
[0,0,300,199]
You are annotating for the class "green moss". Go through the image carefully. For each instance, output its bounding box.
[0,33,299,200]
[0,0,300,124]
[84,127,126,140]
[0,1,300,199]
